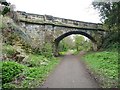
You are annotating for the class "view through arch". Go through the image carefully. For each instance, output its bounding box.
[54,31,98,56]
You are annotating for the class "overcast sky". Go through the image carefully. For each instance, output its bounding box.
[6,0,101,23]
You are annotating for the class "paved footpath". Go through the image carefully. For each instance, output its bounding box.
[40,55,99,88]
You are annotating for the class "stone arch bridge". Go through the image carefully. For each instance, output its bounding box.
[16,11,106,56]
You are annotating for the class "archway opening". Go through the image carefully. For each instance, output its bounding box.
[54,31,97,56]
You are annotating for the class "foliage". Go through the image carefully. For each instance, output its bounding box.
[59,40,69,52]
[92,1,119,50]
[1,14,59,88]
[2,83,16,89]
[1,1,60,89]
[2,44,59,88]
[83,51,118,88]
[0,1,15,16]
[25,54,49,67]
[59,35,93,55]
[41,42,53,58]
[75,35,84,51]
[1,6,10,15]
[92,1,120,31]
[59,51,67,55]
[2,61,24,84]
[2,44,15,57]
[75,35,92,51]
[101,31,119,50]
[21,58,58,88]
[59,36,75,52]
[2,54,59,88]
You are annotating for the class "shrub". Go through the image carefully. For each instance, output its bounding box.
[2,61,24,84]
[25,54,49,67]
[41,43,53,58]
[102,32,119,50]
[2,44,15,56]
[2,83,16,89]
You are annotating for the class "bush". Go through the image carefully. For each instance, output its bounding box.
[25,54,49,67]
[2,44,15,56]
[2,83,16,89]
[102,32,119,50]
[41,43,53,58]
[2,61,24,84]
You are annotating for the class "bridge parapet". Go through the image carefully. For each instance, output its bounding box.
[17,11,103,30]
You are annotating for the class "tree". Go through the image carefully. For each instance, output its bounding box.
[92,1,120,31]
[83,40,92,51]
[74,35,85,51]
[59,36,75,52]
[92,1,120,49]
[0,0,10,15]
[0,0,16,18]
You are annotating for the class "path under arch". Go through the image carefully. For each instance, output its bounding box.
[54,31,98,56]
[40,53,99,88]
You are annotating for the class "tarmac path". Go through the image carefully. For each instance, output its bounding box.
[41,54,99,88]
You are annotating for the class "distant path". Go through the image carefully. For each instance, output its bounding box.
[40,54,99,88]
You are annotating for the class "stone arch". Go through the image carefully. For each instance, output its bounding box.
[53,31,97,56]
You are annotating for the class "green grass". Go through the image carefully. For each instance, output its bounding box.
[59,49,78,55]
[83,51,118,88]
[20,55,59,88]
[2,61,24,84]
[2,53,59,88]
[59,51,67,55]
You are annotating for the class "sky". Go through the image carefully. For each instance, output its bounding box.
[6,0,101,23]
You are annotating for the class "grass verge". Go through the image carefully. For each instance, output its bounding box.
[83,51,118,88]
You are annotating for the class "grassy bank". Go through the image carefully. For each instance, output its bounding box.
[83,51,118,88]
[1,17,60,88]
[2,55,59,88]
[2,45,59,88]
